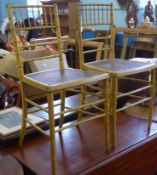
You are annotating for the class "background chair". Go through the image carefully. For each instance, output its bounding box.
[129,25,157,58]
[76,3,156,148]
[7,4,110,175]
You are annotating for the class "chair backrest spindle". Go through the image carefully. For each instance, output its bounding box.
[6,4,64,79]
[76,3,115,69]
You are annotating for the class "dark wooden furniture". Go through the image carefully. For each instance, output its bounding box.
[115,27,157,59]
[3,109,157,175]
[0,152,24,175]
[0,75,20,109]
[41,0,79,38]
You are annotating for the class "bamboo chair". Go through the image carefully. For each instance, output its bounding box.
[6,4,110,175]
[129,25,157,58]
[76,3,156,148]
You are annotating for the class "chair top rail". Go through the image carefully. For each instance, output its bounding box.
[30,36,69,44]
[21,53,60,63]
[8,4,56,8]
[20,40,60,49]
[13,26,56,31]
[83,35,111,42]
[18,49,59,63]
[81,23,112,26]
[80,3,113,7]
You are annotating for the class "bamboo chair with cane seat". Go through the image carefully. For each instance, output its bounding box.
[76,3,156,149]
[7,4,111,175]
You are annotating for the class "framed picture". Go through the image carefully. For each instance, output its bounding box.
[0,107,44,139]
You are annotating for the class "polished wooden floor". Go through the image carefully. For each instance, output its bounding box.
[2,95,157,175]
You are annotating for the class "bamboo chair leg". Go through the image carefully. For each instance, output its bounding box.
[103,48,108,60]
[103,52,107,60]
[132,47,137,58]
[78,85,86,121]
[148,69,156,130]
[129,44,136,59]
[59,90,65,128]
[128,46,133,59]
[47,93,56,175]
[102,79,110,151]
[19,84,28,146]
[153,42,157,57]
[110,77,117,149]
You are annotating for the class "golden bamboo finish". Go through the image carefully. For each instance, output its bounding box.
[47,92,56,175]
[148,69,156,129]
[76,3,156,149]
[7,4,110,175]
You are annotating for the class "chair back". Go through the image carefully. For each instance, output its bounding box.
[136,25,157,43]
[76,3,115,69]
[6,4,64,80]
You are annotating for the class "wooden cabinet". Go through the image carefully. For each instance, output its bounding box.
[41,0,79,38]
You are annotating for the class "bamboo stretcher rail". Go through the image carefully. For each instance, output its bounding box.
[117,85,152,98]
[55,113,106,132]
[26,119,49,136]
[117,97,151,112]
[54,98,106,117]
[25,98,48,113]
[83,48,110,55]
[119,77,149,83]
[27,102,61,114]
[123,94,149,99]
[65,106,96,116]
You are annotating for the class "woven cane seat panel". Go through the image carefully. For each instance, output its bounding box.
[87,59,155,76]
[26,68,108,87]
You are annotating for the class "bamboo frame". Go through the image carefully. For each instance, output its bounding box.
[76,3,156,149]
[115,27,157,59]
[6,4,111,175]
